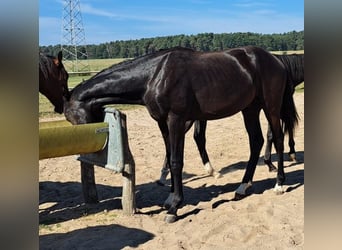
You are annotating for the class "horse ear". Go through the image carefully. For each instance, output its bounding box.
[58,51,63,63]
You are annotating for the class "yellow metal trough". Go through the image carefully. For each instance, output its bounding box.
[39,121,108,159]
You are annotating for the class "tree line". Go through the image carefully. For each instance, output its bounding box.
[39,30,304,59]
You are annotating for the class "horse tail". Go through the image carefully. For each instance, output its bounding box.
[280,80,299,136]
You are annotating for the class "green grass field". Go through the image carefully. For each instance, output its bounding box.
[40,51,304,118]
[66,58,128,88]
[39,58,136,118]
[271,50,304,55]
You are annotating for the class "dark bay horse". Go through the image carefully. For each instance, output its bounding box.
[64,46,298,223]
[263,54,303,171]
[158,53,304,183]
[39,51,69,113]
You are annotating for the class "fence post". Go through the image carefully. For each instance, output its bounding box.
[120,113,136,215]
[80,162,98,203]
[78,107,136,214]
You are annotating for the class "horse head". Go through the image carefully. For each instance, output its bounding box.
[39,51,69,113]
[63,94,105,125]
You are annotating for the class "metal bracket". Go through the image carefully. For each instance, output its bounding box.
[77,107,125,173]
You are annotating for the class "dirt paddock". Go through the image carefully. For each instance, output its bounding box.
[39,93,304,250]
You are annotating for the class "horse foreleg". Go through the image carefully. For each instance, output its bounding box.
[235,107,264,198]
[194,120,221,178]
[264,124,277,172]
[157,121,192,185]
[157,120,179,213]
[164,115,185,223]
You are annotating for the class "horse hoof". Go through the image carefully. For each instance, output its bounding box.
[235,182,252,198]
[274,189,285,195]
[163,194,173,209]
[289,153,296,162]
[213,171,222,179]
[164,203,171,210]
[264,159,277,172]
[273,184,285,195]
[156,180,166,186]
[204,162,214,176]
[164,214,177,223]
[234,192,246,200]
[268,166,277,172]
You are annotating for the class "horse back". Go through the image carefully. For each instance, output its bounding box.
[145,46,284,120]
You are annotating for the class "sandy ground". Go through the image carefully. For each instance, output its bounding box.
[39,93,304,250]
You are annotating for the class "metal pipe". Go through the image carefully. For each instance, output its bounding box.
[39,120,72,129]
[39,122,108,159]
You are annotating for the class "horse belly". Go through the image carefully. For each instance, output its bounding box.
[195,82,255,120]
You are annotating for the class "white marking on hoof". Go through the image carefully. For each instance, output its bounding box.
[213,171,222,179]
[204,162,222,179]
[164,193,173,209]
[164,214,177,223]
[289,153,296,162]
[273,183,285,195]
[204,162,214,176]
[235,181,252,195]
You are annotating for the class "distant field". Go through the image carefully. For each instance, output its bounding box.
[40,58,131,118]
[271,50,304,55]
[65,58,128,88]
[40,50,304,118]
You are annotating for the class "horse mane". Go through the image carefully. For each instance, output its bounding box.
[274,54,304,87]
[71,46,195,95]
[39,53,58,80]
[97,46,194,73]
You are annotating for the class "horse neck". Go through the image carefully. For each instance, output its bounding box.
[277,54,304,86]
[74,55,163,106]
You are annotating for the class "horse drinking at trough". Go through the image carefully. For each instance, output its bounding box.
[158,53,304,184]
[39,51,69,113]
[64,46,298,223]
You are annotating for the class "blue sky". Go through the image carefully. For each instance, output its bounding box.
[39,0,304,46]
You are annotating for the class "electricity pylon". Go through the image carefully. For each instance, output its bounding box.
[61,0,90,73]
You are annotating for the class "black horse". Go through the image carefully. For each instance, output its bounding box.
[263,54,303,170]
[157,53,304,183]
[64,46,298,223]
[39,51,69,113]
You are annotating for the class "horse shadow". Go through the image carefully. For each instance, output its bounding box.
[40,152,304,224]
[39,224,155,250]
[218,150,304,176]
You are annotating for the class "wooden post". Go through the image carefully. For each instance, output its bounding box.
[120,113,136,215]
[39,108,136,212]
[80,162,98,203]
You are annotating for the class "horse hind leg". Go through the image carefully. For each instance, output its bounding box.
[157,120,172,187]
[193,120,221,178]
[288,130,296,161]
[268,116,286,195]
[235,106,264,198]
[264,124,277,172]
[157,157,170,186]
[158,119,221,186]
[158,120,193,185]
